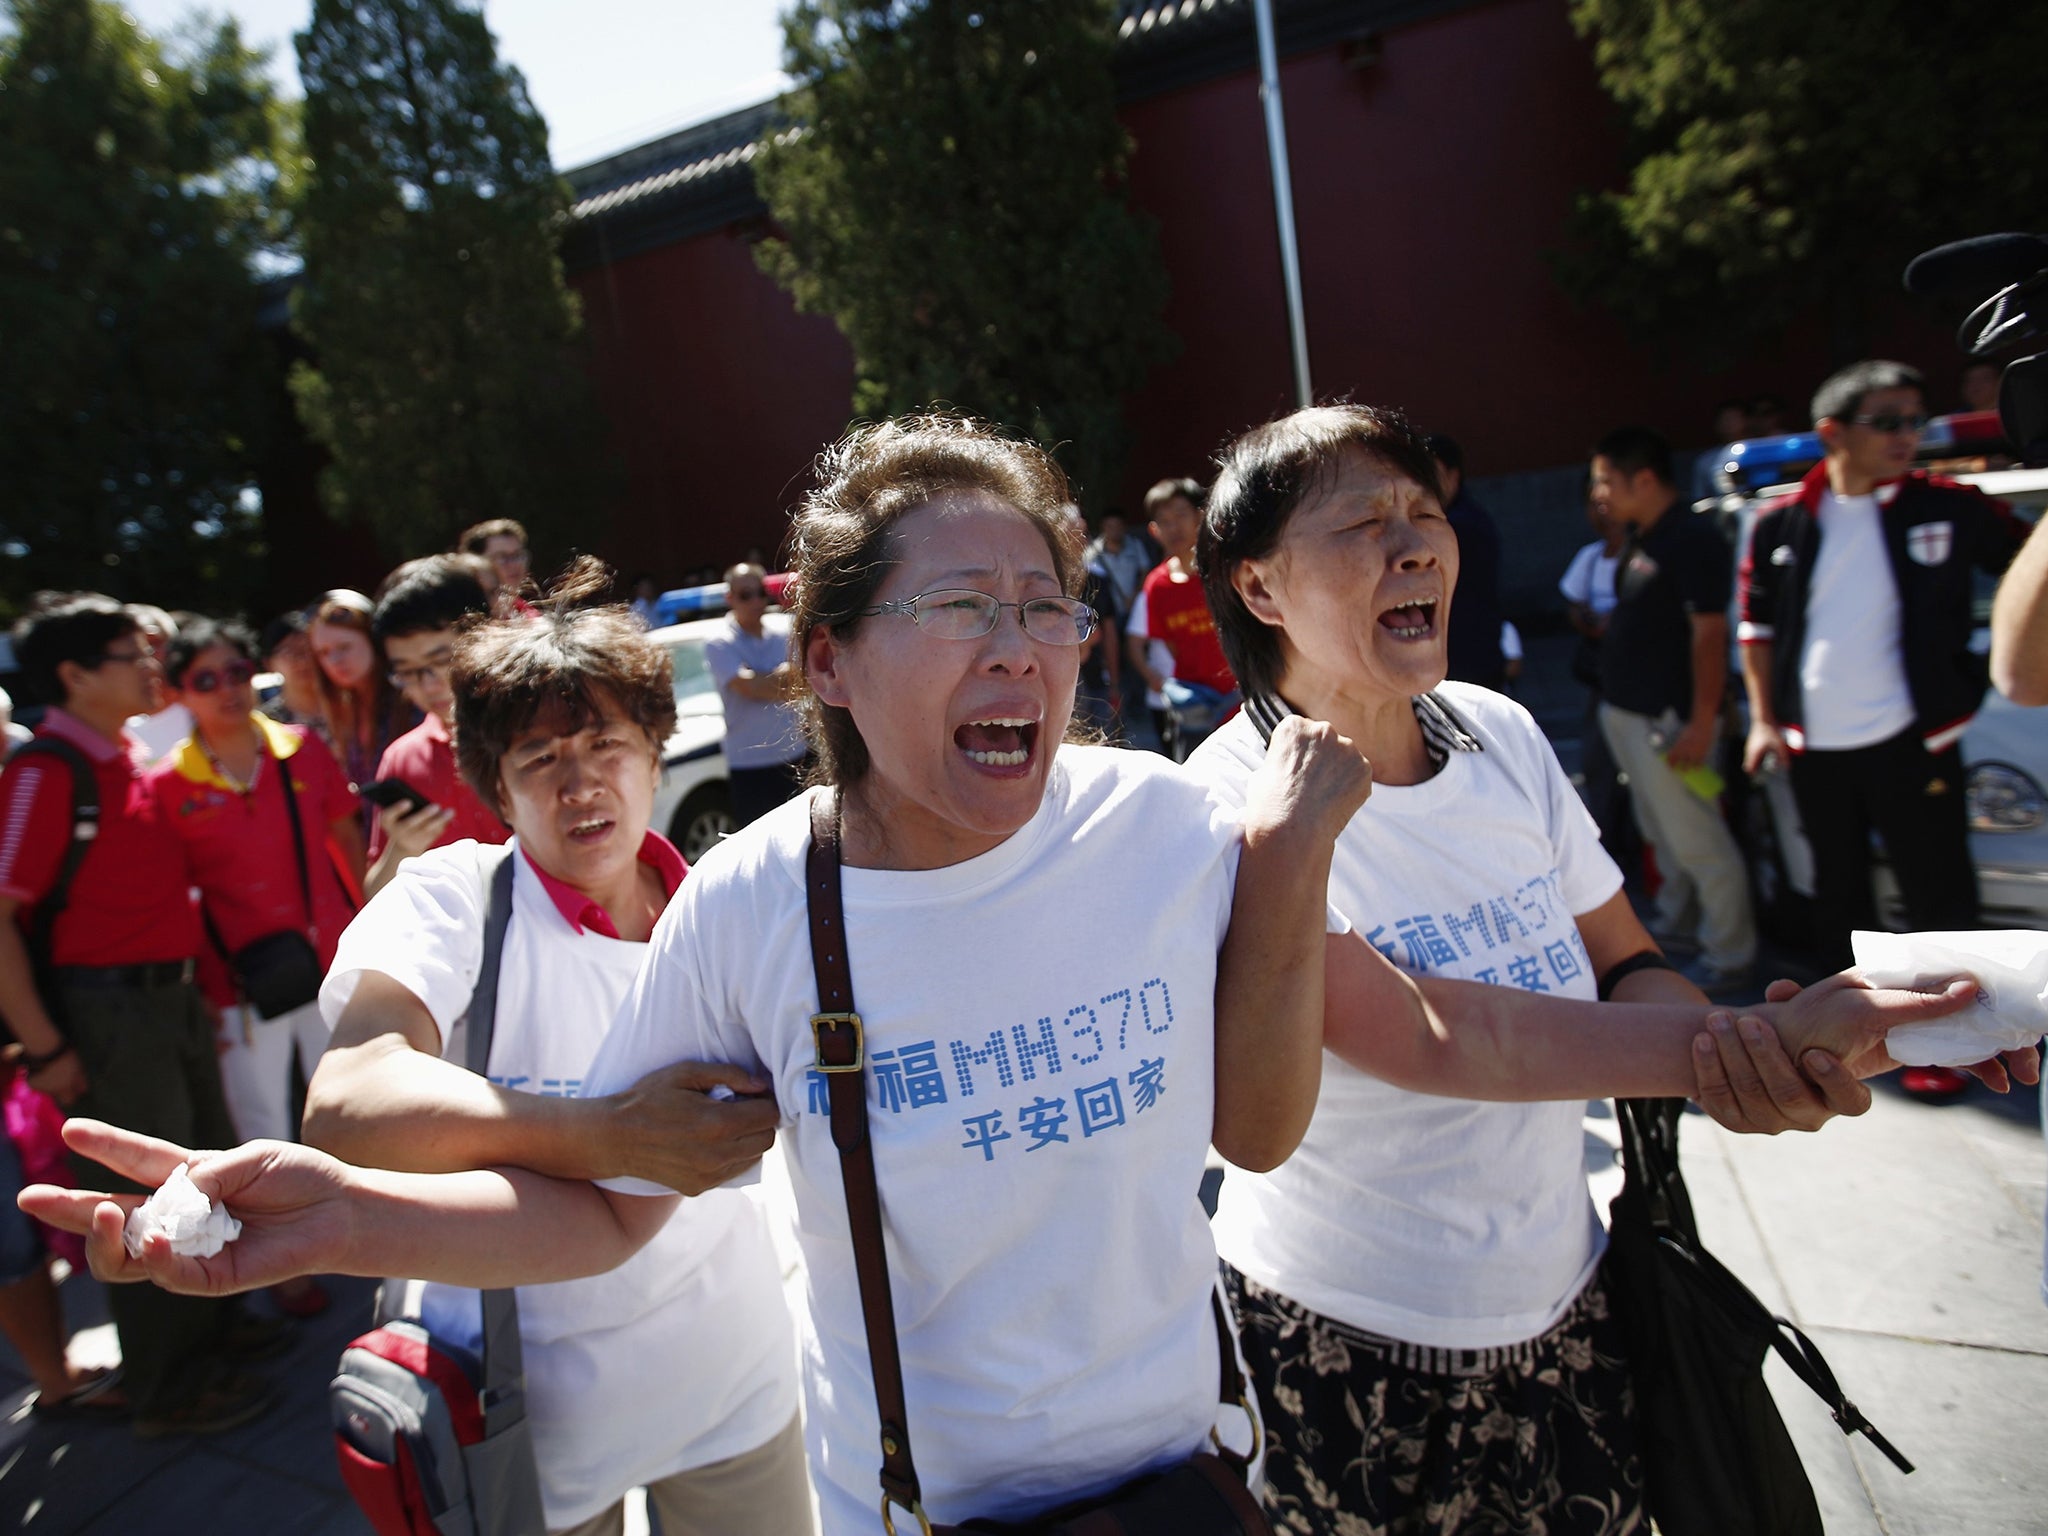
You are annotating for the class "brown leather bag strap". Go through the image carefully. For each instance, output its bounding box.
[806,791,931,1531]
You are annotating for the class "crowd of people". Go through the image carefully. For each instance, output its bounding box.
[0,382,2042,1536]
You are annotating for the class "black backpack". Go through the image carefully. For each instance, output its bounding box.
[7,737,100,1033]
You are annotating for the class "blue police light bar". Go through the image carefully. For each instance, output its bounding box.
[651,571,794,627]
[1715,432,1822,494]
[1713,411,2009,497]
[652,582,728,626]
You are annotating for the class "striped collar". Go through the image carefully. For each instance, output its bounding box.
[1243,689,1483,770]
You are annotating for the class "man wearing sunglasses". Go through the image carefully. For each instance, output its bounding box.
[1739,361,2030,1083]
[0,597,284,1434]
[703,562,811,827]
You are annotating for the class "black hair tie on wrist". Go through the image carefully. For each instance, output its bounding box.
[1598,949,1679,1001]
[18,1042,74,1073]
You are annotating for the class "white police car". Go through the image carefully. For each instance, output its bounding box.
[648,617,738,862]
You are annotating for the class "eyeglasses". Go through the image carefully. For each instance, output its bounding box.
[1849,411,1928,435]
[184,660,256,694]
[388,649,455,689]
[859,589,1097,645]
[97,646,157,668]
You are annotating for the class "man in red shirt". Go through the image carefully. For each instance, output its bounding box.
[1126,477,1239,757]
[0,596,272,1435]
[365,556,508,899]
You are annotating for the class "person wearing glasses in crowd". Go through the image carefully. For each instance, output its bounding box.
[37,416,2002,1536]
[1739,361,2029,1093]
[148,619,364,1320]
[363,557,508,899]
[0,597,282,1436]
[459,518,540,617]
[703,561,810,828]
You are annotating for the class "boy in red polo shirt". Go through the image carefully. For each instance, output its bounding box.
[0,596,273,1436]
[1126,477,1239,757]
[364,556,508,899]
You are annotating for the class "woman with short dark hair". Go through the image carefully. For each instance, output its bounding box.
[302,562,810,1536]
[1186,403,2036,1536]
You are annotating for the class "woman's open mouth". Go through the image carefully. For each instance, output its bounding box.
[567,815,615,843]
[954,716,1039,769]
[1377,598,1438,641]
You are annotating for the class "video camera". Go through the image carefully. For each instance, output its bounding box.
[1904,232,2048,466]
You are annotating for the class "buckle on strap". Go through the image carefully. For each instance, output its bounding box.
[880,1492,933,1536]
[811,1012,864,1073]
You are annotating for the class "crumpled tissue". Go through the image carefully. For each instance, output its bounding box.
[123,1164,241,1259]
[1852,929,2048,1068]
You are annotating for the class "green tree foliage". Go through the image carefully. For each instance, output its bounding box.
[0,0,286,613]
[1560,0,2048,362]
[754,0,1174,504]
[291,0,609,560]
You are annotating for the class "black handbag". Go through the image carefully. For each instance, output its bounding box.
[1603,1097,1913,1536]
[209,741,326,1020]
[804,792,1271,1536]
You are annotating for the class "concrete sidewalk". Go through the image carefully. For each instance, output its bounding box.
[0,1077,2040,1534]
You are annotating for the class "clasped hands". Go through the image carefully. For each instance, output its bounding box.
[1689,971,2038,1135]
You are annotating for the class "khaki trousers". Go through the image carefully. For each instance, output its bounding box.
[548,1413,815,1536]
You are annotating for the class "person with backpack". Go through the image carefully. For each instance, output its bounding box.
[0,595,277,1436]
[300,563,808,1536]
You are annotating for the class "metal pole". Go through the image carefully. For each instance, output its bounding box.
[1252,0,1312,408]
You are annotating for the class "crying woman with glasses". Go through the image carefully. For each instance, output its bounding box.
[40,415,1996,1536]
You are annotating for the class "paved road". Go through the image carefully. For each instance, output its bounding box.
[0,1073,2039,1535]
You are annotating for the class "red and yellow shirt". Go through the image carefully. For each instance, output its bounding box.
[147,714,362,1006]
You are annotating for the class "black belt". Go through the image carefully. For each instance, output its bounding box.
[52,959,196,990]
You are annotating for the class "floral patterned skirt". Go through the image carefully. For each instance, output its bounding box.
[1225,1266,1644,1536]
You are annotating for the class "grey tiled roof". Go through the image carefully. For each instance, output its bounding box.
[560,0,1465,267]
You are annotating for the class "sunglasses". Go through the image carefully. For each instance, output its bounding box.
[728,586,767,601]
[1849,411,1928,435]
[184,660,257,694]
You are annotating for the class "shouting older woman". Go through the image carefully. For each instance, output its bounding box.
[1184,404,2038,1536]
[25,417,1991,1536]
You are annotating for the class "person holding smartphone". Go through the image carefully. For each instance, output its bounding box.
[364,557,508,899]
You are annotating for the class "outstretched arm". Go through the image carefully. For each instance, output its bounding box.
[304,972,779,1195]
[1212,717,1373,1171]
[21,1120,678,1297]
[1322,934,2024,1102]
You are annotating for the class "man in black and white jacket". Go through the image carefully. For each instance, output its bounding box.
[1738,361,2027,1055]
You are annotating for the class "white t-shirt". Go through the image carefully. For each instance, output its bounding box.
[1796,490,1916,750]
[1188,685,1622,1349]
[1123,591,1177,709]
[1559,540,1622,617]
[586,747,1317,1533]
[321,841,799,1529]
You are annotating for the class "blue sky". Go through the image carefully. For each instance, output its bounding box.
[123,0,791,169]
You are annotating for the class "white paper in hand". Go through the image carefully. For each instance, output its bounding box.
[1852,929,2048,1068]
[123,1164,242,1259]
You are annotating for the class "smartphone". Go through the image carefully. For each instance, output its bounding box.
[362,777,433,815]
